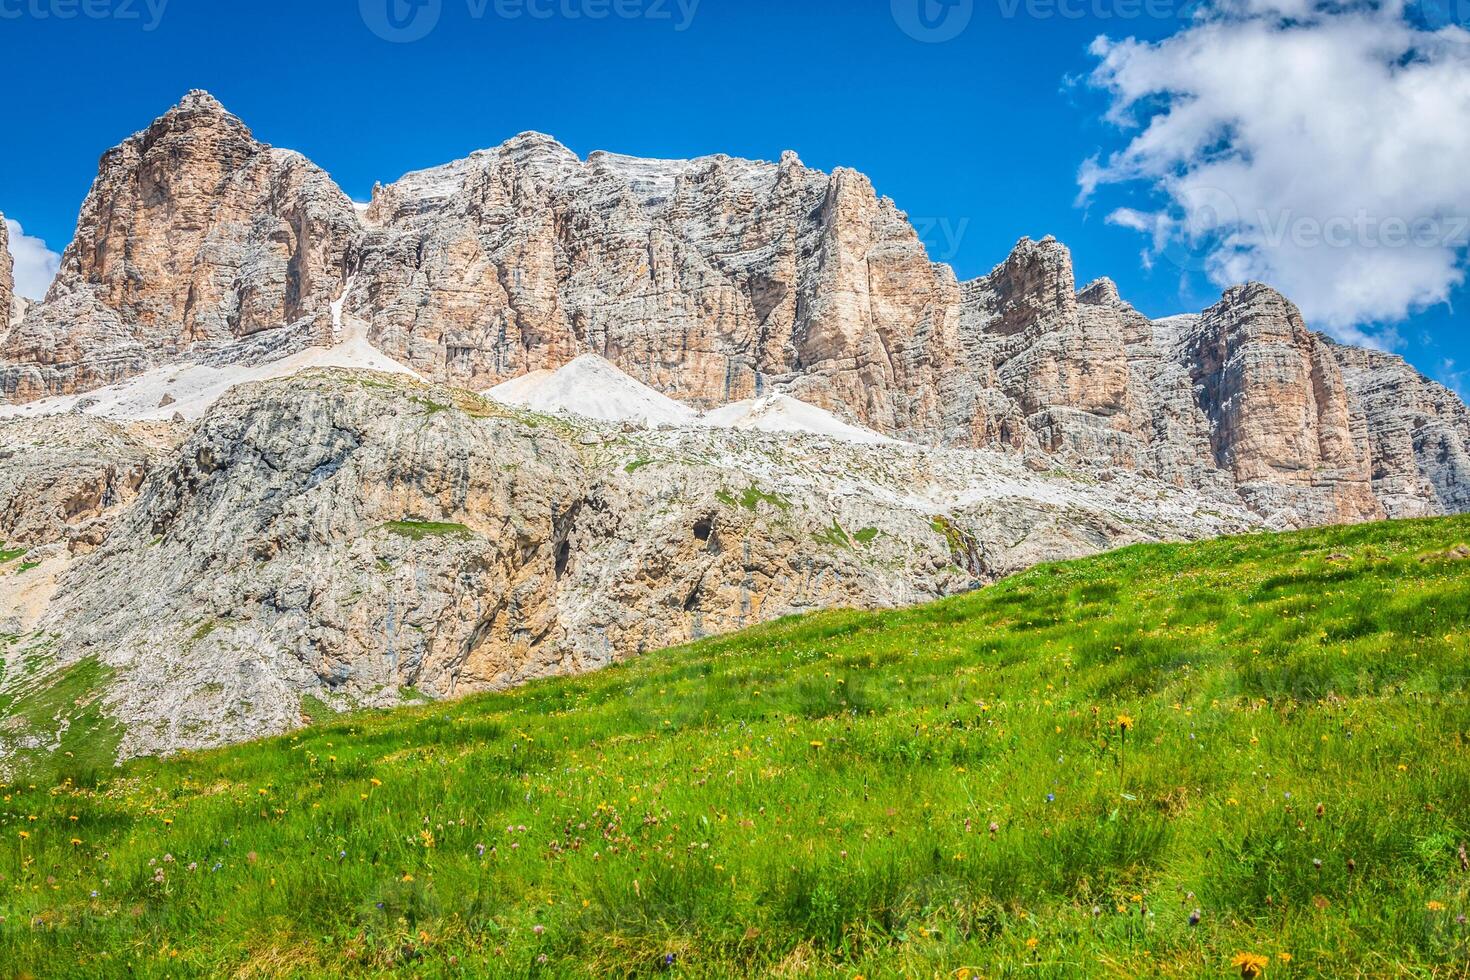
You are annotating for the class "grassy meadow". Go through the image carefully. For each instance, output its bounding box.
[3,516,1470,977]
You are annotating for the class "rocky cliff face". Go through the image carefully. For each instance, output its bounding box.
[346,135,961,438]
[0,92,358,402]
[0,213,14,327]
[1,368,1257,760]
[1334,344,1470,517]
[1,92,1467,530]
[0,415,160,553]
[1177,285,1382,525]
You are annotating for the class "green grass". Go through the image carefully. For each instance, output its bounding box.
[0,546,27,564]
[381,520,474,542]
[4,517,1470,976]
[409,396,452,415]
[717,486,792,513]
[189,620,221,643]
[0,657,121,786]
[814,519,853,550]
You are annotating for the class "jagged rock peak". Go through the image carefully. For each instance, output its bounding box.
[1184,281,1381,523]
[0,92,359,401]
[1218,280,1292,307]
[978,236,1079,333]
[1078,277,1121,305]
[497,130,579,160]
[146,89,252,141]
[176,88,227,111]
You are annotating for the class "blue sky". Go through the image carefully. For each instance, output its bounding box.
[1,0,1465,394]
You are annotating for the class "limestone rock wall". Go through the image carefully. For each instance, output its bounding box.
[0,214,13,328]
[1177,284,1381,524]
[0,91,359,401]
[1334,344,1470,517]
[2,92,1468,527]
[13,369,1257,759]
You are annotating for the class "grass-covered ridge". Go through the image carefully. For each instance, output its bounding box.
[4,517,1470,976]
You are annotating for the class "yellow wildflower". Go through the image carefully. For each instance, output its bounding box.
[1232,952,1269,979]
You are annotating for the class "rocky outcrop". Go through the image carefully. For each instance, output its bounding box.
[4,368,1257,760]
[1,92,1467,528]
[346,136,962,439]
[0,415,160,552]
[1333,344,1470,517]
[0,214,14,327]
[1177,284,1381,525]
[0,92,359,402]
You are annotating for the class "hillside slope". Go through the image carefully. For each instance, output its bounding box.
[0,368,1257,761]
[3,517,1470,976]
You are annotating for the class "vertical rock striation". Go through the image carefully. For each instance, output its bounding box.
[0,215,14,328]
[1333,344,1470,517]
[0,91,360,401]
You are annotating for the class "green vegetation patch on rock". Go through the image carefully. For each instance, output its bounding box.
[1,656,121,785]
[381,519,474,542]
[718,485,793,513]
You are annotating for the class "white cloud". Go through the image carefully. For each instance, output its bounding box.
[4,218,62,301]
[1080,1,1470,341]
[1442,358,1469,398]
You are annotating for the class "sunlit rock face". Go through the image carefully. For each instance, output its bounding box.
[6,368,1261,760]
[2,91,1468,526]
[0,91,358,402]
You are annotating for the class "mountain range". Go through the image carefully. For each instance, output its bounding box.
[1,91,1468,763]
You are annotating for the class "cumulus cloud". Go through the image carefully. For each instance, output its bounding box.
[1442,358,1469,398]
[1079,1,1470,342]
[4,218,62,301]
